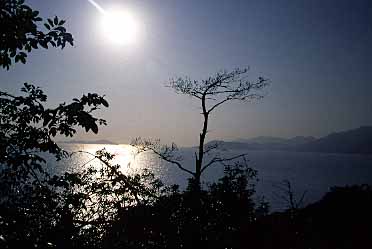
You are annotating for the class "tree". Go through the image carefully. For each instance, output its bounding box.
[0,0,73,69]
[0,0,105,186]
[0,84,109,185]
[0,2,107,246]
[0,2,127,247]
[133,68,268,189]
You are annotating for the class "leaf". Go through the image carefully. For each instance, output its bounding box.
[54,16,59,25]
[32,10,39,17]
[30,40,38,49]
[25,44,31,52]
[101,99,109,107]
[44,23,50,30]
[50,127,57,137]
[48,18,54,27]
[91,123,98,134]
[43,114,52,126]
[39,40,48,49]
[55,26,66,33]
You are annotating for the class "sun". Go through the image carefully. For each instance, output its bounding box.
[101,9,138,45]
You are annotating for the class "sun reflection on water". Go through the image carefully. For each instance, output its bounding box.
[65,144,136,173]
[58,143,163,177]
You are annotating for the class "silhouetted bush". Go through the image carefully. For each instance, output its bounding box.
[250,184,372,249]
[98,160,260,249]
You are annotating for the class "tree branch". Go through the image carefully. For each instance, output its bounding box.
[203,142,220,155]
[131,138,195,177]
[201,153,247,173]
[150,148,195,176]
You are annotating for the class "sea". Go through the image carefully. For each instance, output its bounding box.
[47,143,372,211]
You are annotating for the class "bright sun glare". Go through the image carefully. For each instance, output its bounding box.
[100,9,138,45]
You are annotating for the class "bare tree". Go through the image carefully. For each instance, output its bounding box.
[273,180,307,215]
[132,68,268,189]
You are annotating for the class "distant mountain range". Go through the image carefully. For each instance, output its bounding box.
[60,139,117,145]
[208,126,372,154]
[295,126,372,154]
[236,136,316,147]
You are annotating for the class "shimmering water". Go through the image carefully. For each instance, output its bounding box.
[50,143,372,210]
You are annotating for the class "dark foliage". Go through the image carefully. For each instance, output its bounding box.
[0,84,109,248]
[102,161,259,249]
[0,0,73,69]
[251,185,372,249]
[0,83,108,185]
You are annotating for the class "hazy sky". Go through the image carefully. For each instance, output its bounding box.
[1,0,371,146]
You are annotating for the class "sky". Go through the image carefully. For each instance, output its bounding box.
[1,0,371,146]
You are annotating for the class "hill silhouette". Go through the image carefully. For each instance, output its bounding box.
[296,126,372,154]
[208,126,372,154]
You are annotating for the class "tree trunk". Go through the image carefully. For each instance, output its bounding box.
[195,95,209,189]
